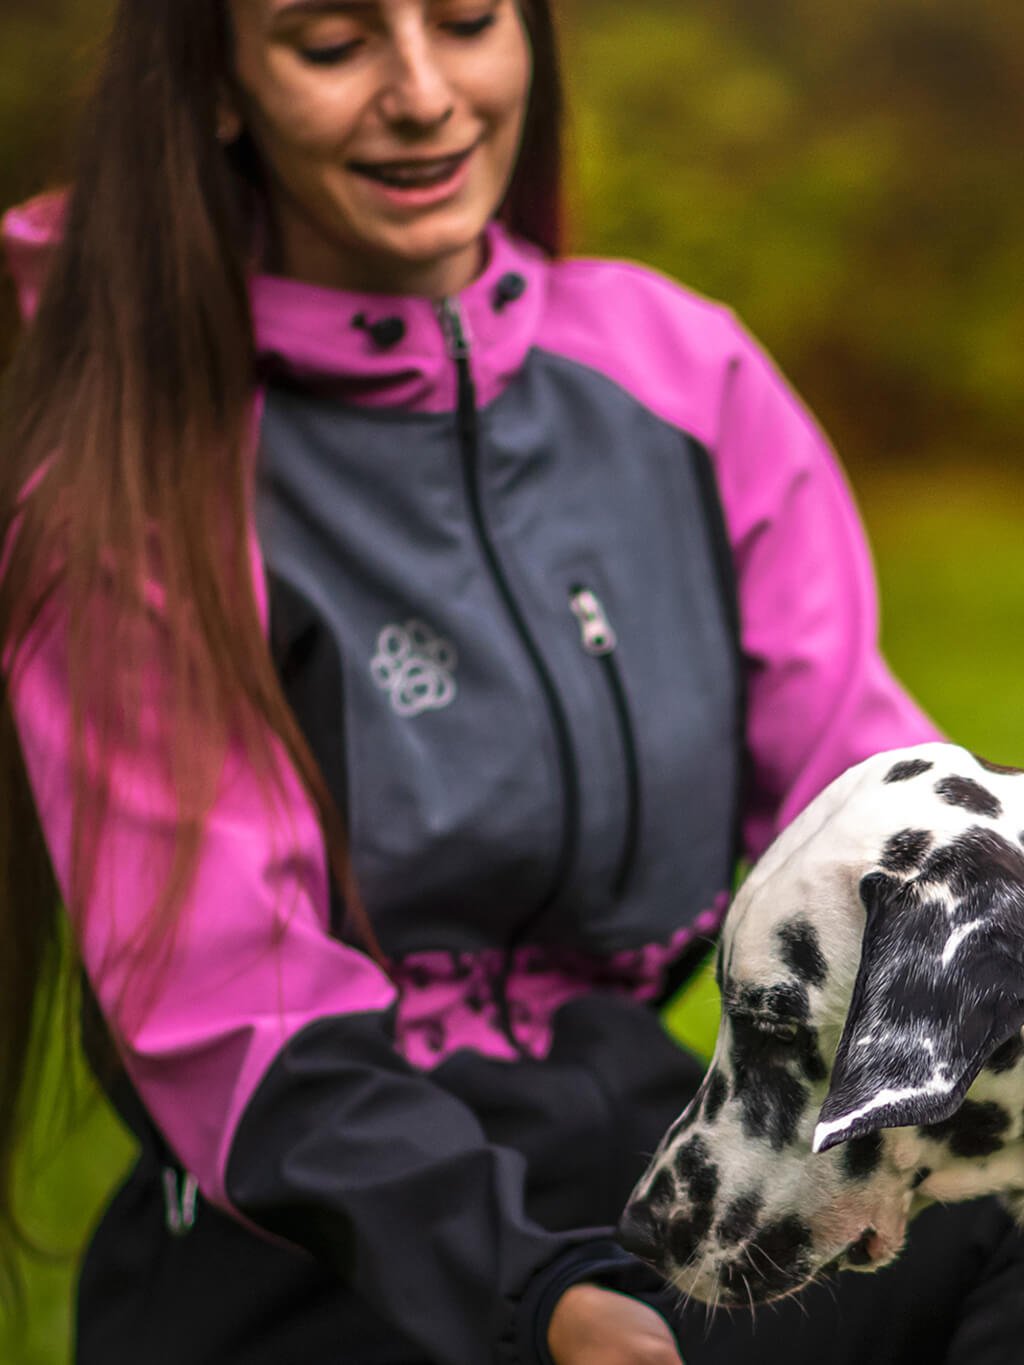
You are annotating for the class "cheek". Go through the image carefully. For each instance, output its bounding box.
[249,82,361,162]
[232,38,369,167]
[468,30,532,140]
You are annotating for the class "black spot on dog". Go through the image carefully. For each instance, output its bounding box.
[776,919,828,988]
[675,1134,720,1208]
[647,1165,677,1209]
[987,1031,1024,1074]
[974,754,1023,776]
[663,1134,722,1268]
[796,1028,828,1084]
[843,1131,883,1181]
[880,828,933,874]
[920,1099,1011,1158]
[910,1167,932,1189]
[744,1216,813,1295]
[704,1069,729,1123]
[717,1192,764,1247]
[668,1204,714,1268]
[935,776,1003,819]
[730,1024,809,1151]
[884,758,934,784]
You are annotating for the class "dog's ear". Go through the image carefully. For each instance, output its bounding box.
[813,831,1024,1155]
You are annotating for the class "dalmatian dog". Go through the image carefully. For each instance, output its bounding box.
[619,742,1024,1307]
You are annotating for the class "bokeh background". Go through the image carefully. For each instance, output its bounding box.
[1,0,1022,1359]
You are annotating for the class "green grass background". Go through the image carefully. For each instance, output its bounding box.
[4,462,1022,1363]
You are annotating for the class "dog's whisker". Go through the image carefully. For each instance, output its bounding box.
[621,744,1024,1331]
[742,1271,756,1326]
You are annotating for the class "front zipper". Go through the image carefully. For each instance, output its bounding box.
[569,587,641,897]
[438,298,580,1050]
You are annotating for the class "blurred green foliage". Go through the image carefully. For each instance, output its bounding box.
[1,1,1022,1360]
[563,0,1024,470]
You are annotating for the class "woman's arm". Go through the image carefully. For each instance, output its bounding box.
[7,593,650,1365]
[706,319,941,857]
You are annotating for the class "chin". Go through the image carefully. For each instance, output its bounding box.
[377,212,488,265]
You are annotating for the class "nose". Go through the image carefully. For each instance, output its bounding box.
[378,33,455,129]
[615,1201,664,1265]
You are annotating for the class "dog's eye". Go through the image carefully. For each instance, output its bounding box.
[753,1018,800,1043]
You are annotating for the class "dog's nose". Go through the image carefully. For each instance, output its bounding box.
[616,1202,663,1264]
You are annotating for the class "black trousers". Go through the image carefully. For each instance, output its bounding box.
[76,998,1024,1364]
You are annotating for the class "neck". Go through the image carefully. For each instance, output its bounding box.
[271,208,487,299]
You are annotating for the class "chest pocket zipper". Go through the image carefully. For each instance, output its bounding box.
[569,587,642,897]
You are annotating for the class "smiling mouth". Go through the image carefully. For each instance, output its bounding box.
[349,145,476,189]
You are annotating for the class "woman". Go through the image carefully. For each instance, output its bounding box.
[1,2,1021,1362]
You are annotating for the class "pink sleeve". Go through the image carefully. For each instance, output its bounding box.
[8,596,396,1210]
[541,259,939,861]
[709,324,941,857]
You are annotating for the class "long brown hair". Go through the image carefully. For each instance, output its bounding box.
[0,0,564,1303]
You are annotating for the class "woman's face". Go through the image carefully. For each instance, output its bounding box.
[227,0,533,297]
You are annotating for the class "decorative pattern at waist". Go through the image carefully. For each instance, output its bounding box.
[390,892,729,1070]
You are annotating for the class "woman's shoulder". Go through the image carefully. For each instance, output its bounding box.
[537,251,783,452]
[548,253,736,331]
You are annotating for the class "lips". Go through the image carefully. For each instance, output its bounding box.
[349,146,474,189]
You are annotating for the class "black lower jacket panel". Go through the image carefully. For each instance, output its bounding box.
[77,997,1024,1365]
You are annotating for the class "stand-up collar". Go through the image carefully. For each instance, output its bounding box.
[0,198,548,416]
[250,222,549,413]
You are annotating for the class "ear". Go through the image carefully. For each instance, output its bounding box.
[813,833,1024,1155]
[217,89,244,146]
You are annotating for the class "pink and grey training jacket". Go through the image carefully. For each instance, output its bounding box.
[2,196,938,1365]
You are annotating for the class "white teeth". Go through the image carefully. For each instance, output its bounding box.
[359,156,463,188]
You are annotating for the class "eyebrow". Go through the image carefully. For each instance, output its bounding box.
[273,0,375,18]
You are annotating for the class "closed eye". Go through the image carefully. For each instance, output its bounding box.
[299,11,495,65]
[444,14,497,38]
[299,40,362,65]
[731,1014,801,1044]
[756,1018,799,1042]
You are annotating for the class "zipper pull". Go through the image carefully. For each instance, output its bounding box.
[162,1166,199,1237]
[438,296,471,361]
[570,588,617,656]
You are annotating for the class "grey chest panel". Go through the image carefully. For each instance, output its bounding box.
[257,350,743,956]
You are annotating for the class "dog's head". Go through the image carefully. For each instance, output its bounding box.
[620,743,1024,1305]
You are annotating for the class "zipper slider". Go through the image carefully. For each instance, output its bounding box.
[570,588,617,656]
[438,296,471,362]
[162,1166,199,1237]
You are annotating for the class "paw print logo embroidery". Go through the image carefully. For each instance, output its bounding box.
[370,619,458,718]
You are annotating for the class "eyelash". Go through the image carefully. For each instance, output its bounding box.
[445,13,497,38]
[300,41,362,66]
[732,1014,800,1044]
[299,12,496,66]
